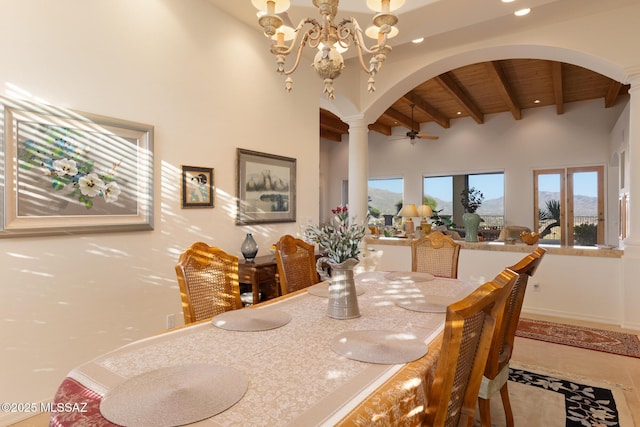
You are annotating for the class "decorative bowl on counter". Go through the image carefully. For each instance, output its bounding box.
[520,231,540,245]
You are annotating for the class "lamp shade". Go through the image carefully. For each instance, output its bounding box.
[417,204,433,218]
[398,203,419,218]
[366,0,406,12]
[252,0,290,14]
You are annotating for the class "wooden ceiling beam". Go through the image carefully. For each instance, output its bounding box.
[368,121,392,135]
[485,61,521,120]
[605,80,623,108]
[320,114,349,134]
[402,93,450,128]
[551,61,564,115]
[320,128,343,142]
[435,73,484,124]
[382,108,414,130]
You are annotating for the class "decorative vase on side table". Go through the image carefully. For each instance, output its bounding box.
[241,233,258,261]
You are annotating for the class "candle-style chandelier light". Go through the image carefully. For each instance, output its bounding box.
[251,0,404,99]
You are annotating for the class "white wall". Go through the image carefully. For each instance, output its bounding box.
[0,0,320,420]
[363,242,623,324]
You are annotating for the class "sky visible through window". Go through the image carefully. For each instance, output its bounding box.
[423,173,504,201]
[368,178,403,193]
[538,172,597,197]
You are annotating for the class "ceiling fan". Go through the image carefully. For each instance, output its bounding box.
[392,103,439,143]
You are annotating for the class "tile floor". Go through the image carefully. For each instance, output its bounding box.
[9,313,640,426]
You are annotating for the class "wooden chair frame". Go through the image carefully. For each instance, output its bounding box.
[275,234,319,295]
[411,231,461,278]
[175,242,242,324]
[478,247,547,427]
[424,268,518,427]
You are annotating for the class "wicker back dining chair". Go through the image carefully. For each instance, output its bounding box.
[275,234,320,295]
[424,268,517,427]
[411,231,461,278]
[175,242,242,324]
[478,247,547,427]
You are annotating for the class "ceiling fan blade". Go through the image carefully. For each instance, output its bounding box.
[389,135,410,141]
[417,133,439,140]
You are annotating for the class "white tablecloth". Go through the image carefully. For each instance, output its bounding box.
[53,271,477,427]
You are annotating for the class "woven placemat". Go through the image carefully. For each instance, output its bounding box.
[307,282,365,298]
[331,330,428,364]
[212,308,291,331]
[384,271,435,282]
[100,364,247,427]
[395,295,456,313]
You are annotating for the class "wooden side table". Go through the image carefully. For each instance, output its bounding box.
[238,255,279,305]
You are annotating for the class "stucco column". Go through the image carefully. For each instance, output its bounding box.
[345,115,369,224]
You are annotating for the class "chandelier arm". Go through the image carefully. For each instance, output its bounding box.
[281,31,313,76]
[343,20,377,75]
[270,18,319,56]
[335,24,353,49]
[340,18,377,54]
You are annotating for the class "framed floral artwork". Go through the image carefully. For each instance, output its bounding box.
[236,148,296,225]
[0,96,154,237]
[181,165,214,208]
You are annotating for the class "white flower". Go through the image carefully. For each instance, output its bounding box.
[103,181,121,203]
[53,158,78,177]
[78,173,105,197]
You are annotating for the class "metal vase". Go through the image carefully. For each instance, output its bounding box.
[321,258,361,320]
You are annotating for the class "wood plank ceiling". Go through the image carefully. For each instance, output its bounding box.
[319,59,629,142]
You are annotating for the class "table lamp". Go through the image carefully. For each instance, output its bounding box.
[417,204,433,234]
[398,203,419,235]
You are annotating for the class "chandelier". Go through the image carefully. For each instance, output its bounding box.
[252,0,404,99]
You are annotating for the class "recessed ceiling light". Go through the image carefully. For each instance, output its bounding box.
[501,0,516,2]
[533,99,541,104]
[412,37,424,44]
[457,111,462,115]
[514,8,531,16]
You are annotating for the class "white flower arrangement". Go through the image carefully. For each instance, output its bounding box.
[305,206,368,264]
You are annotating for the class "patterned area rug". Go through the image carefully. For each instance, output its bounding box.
[516,318,640,358]
[508,368,622,426]
[477,364,634,426]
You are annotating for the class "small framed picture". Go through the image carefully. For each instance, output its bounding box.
[181,166,214,208]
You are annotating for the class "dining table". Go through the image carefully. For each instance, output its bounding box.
[49,270,478,426]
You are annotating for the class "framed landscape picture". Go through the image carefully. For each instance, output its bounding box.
[236,148,296,225]
[181,165,214,208]
[0,96,154,237]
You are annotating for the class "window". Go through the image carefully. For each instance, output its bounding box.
[368,178,403,221]
[424,172,504,235]
[468,173,504,229]
[534,166,604,246]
